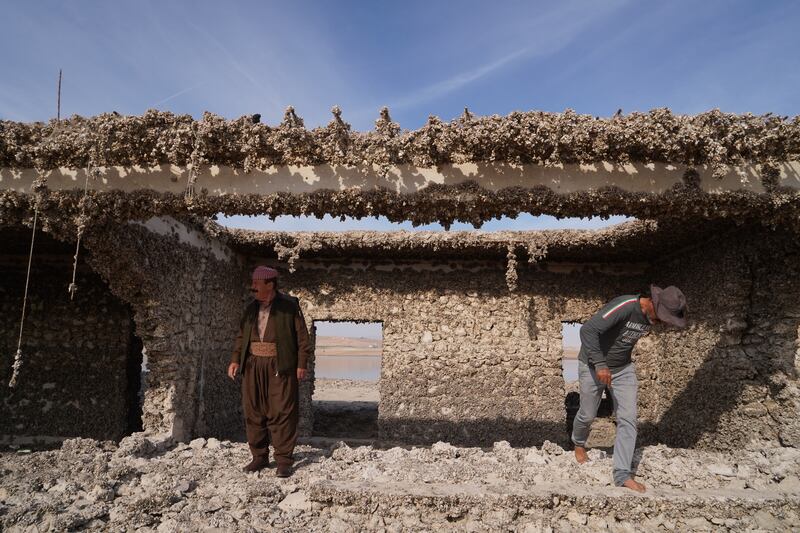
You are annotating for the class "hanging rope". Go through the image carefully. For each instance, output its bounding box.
[9,70,60,387]
[68,166,95,299]
[9,209,39,388]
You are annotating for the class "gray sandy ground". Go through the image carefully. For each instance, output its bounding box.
[1,434,799,532]
[313,379,379,441]
[312,379,380,403]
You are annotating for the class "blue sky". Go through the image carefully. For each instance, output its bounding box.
[315,321,382,341]
[3,0,799,235]
[4,1,798,126]
[5,1,795,341]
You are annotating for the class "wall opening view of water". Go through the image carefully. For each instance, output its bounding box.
[312,320,383,439]
[313,320,383,382]
[562,322,581,383]
[315,355,382,381]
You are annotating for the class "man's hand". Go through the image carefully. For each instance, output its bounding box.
[297,368,308,381]
[227,362,240,380]
[596,367,612,388]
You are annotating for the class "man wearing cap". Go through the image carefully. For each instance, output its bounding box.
[227,266,311,477]
[571,285,688,493]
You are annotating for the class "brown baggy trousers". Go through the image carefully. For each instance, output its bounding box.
[241,355,298,466]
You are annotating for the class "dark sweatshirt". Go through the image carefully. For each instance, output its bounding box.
[578,294,651,372]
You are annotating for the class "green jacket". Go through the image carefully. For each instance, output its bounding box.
[236,292,301,375]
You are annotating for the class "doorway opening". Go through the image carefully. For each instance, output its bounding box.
[561,322,581,385]
[311,320,382,440]
[562,321,615,446]
[562,321,582,440]
[124,323,146,436]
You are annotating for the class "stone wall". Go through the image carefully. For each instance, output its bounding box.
[651,227,800,449]
[255,259,647,446]
[82,217,245,442]
[0,246,136,444]
[3,218,797,452]
[252,227,800,451]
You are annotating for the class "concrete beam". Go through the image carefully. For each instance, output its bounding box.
[2,161,799,195]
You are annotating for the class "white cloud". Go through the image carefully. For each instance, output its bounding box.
[387,0,631,112]
[151,82,208,108]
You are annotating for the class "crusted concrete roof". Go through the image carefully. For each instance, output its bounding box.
[2,108,799,226]
[0,214,738,266]
[2,108,798,173]
[212,218,732,264]
[2,180,799,233]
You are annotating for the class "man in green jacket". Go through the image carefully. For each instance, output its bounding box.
[228,266,311,477]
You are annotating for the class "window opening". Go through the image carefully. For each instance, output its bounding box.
[311,320,382,440]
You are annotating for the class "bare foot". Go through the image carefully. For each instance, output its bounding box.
[622,478,646,493]
[574,446,589,464]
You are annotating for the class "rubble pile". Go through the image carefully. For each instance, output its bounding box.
[1,435,798,531]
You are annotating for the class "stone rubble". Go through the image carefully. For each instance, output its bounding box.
[1,435,798,532]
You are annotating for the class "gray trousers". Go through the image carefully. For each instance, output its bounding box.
[571,361,638,486]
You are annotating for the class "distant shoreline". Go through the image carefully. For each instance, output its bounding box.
[316,352,382,357]
[314,335,382,357]
[563,348,580,360]
[315,349,580,358]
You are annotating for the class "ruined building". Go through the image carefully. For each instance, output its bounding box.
[1,108,799,452]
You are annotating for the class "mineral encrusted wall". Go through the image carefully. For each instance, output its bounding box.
[651,228,800,449]
[0,253,135,443]
[253,229,799,451]
[81,218,245,441]
[257,259,648,446]
[4,216,797,451]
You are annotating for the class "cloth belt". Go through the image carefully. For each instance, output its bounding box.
[250,341,278,357]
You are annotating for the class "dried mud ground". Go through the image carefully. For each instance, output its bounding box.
[313,379,379,441]
[1,433,799,533]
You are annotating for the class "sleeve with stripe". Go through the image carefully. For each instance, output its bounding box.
[579,297,637,371]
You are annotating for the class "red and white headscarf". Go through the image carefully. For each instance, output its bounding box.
[252,266,279,281]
